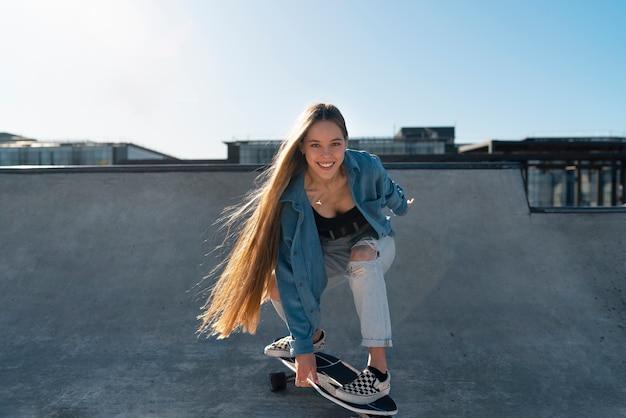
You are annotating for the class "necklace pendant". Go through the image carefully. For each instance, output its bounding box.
[315,199,322,206]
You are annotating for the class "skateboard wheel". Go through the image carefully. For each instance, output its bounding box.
[269,372,287,392]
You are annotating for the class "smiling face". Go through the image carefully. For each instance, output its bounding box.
[300,120,348,181]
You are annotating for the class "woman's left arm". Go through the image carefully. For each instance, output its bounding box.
[381,167,413,215]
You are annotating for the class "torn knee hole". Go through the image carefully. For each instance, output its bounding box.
[350,245,378,262]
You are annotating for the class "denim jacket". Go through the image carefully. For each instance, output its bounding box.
[276,149,409,356]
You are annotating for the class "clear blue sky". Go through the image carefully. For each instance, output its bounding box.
[1,0,624,159]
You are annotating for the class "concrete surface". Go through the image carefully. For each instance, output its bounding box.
[1,164,625,417]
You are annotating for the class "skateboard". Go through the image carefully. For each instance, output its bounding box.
[269,352,398,417]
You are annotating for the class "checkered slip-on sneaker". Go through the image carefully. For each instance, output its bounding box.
[335,369,391,404]
[263,330,326,358]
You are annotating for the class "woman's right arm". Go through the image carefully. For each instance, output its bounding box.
[275,221,318,356]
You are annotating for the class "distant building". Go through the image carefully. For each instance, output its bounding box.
[0,132,176,166]
[459,136,626,207]
[3,130,624,208]
[225,127,456,164]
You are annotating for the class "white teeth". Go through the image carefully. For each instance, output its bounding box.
[318,162,333,168]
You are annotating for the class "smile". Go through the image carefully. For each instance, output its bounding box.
[318,162,334,168]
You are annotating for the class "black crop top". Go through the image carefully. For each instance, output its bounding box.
[313,206,362,230]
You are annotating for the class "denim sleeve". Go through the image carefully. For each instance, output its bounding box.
[386,179,408,215]
[378,158,409,216]
[275,223,316,356]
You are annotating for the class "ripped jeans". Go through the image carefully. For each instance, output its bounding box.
[322,225,395,348]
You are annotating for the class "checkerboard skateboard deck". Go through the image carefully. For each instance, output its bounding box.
[269,352,397,416]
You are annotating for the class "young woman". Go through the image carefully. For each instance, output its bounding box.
[198,103,413,404]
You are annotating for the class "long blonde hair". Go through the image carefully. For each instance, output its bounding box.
[198,103,348,338]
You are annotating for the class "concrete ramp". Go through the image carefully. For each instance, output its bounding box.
[1,165,625,417]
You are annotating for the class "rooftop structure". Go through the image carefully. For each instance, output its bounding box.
[0,132,177,166]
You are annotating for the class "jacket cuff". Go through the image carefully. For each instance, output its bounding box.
[290,338,314,356]
[396,198,409,215]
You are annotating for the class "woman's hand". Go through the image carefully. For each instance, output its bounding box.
[407,198,415,208]
[294,353,318,387]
